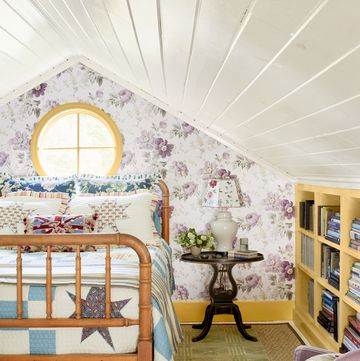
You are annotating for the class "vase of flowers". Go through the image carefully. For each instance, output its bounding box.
[175,228,215,257]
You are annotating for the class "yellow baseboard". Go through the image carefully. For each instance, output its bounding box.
[174,300,294,323]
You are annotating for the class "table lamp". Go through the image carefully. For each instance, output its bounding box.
[202,176,244,252]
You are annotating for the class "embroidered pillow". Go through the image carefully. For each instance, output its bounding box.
[77,174,159,194]
[23,214,97,252]
[0,175,76,197]
[67,193,160,246]
[0,193,69,235]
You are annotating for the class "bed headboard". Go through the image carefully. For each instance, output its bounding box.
[158,180,170,244]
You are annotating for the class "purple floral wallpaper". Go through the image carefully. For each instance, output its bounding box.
[0,63,295,301]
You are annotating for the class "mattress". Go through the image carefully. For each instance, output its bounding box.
[0,240,182,361]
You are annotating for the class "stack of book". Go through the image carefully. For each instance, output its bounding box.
[299,200,314,231]
[325,212,340,245]
[321,244,340,290]
[342,314,360,352]
[301,234,314,269]
[227,250,258,259]
[350,218,360,251]
[346,263,360,304]
[317,288,339,341]
[317,206,340,239]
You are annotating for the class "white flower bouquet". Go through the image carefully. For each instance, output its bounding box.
[175,228,215,250]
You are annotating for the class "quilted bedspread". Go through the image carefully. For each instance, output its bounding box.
[0,240,182,361]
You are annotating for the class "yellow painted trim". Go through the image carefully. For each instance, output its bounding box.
[30,102,123,176]
[174,300,294,323]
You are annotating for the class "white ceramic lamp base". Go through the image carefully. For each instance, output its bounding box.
[211,209,238,252]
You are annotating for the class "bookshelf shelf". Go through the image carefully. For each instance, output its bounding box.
[317,235,341,250]
[343,295,360,313]
[298,263,315,279]
[295,184,360,352]
[317,277,340,296]
[299,228,314,238]
[344,247,360,258]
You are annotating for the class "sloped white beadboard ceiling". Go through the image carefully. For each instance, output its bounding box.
[1,0,360,185]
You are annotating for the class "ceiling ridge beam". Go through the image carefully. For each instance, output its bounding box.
[101,0,137,83]
[156,0,167,96]
[207,0,329,128]
[253,124,360,151]
[239,93,360,143]
[194,0,257,117]
[125,0,153,93]
[181,0,202,105]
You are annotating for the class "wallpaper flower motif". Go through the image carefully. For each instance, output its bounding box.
[0,63,295,301]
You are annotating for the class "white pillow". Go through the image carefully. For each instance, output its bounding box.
[307,354,337,361]
[0,195,67,234]
[67,193,159,245]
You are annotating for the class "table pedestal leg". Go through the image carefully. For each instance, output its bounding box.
[192,263,257,342]
[191,305,216,342]
[233,304,257,341]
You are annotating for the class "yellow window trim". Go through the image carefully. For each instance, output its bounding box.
[31,102,123,176]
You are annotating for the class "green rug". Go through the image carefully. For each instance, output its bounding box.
[175,323,304,361]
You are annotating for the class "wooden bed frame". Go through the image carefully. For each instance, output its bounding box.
[0,180,170,361]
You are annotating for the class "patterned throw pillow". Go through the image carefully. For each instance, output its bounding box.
[23,214,97,252]
[77,174,159,194]
[67,193,160,246]
[0,174,76,197]
[0,193,69,235]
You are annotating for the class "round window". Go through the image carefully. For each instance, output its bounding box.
[31,103,122,176]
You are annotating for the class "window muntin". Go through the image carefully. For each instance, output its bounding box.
[31,103,122,176]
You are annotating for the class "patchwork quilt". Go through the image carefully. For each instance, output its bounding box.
[0,240,182,360]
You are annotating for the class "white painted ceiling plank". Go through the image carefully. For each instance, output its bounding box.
[182,0,252,115]
[160,0,198,106]
[198,0,320,127]
[207,0,329,128]
[126,0,165,97]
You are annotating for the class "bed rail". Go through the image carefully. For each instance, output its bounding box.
[0,233,152,361]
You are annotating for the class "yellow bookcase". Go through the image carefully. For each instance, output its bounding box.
[294,184,360,351]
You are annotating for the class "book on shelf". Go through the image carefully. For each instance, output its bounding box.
[301,234,314,270]
[317,288,339,341]
[308,279,314,317]
[299,200,314,231]
[347,263,360,304]
[342,316,360,352]
[321,244,340,289]
[317,206,340,237]
[350,219,360,251]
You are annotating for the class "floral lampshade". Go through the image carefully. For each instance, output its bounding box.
[202,176,244,208]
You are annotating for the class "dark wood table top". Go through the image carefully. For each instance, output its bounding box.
[181,251,264,265]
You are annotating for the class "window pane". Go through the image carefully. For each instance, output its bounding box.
[38,149,77,176]
[79,149,116,175]
[79,114,115,147]
[40,114,77,148]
